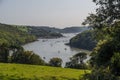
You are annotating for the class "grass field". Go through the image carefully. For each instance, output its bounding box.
[0,63,90,80]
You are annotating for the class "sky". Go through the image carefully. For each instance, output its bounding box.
[0,0,96,28]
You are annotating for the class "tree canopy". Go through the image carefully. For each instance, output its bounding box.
[82,0,120,80]
[83,0,120,28]
[49,57,62,67]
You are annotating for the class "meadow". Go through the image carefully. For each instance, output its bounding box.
[0,63,90,80]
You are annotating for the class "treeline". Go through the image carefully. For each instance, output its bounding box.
[0,43,89,69]
[0,44,45,65]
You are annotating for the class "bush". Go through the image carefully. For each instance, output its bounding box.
[28,52,45,65]
[49,57,62,67]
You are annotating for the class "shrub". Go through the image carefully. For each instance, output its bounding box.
[49,57,62,67]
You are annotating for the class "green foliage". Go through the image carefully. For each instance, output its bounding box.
[0,43,9,63]
[0,23,36,45]
[49,57,63,67]
[93,0,120,25]
[86,23,120,79]
[91,40,114,67]
[90,22,120,68]
[70,30,97,50]
[0,23,48,67]
[27,51,45,65]
[83,0,120,28]
[0,43,45,65]
[0,63,89,80]
[82,67,117,80]
[82,0,120,80]
[110,52,120,76]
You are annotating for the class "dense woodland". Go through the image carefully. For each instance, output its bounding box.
[0,23,36,45]
[81,0,120,80]
[69,30,97,50]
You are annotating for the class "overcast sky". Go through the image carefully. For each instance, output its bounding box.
[0,0,96,28]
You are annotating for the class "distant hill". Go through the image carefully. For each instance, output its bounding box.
[25,26,89,38]
[61,27,89,33]
[27,26,89,34]
[27,26,63,38]
[0,23,89,42]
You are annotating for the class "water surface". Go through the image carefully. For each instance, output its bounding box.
[23,33,89,66]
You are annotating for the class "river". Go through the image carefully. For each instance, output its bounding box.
[23,33,90,66]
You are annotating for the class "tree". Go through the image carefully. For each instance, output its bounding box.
[11,45,24,63]
[73,52,87,64]
[49,57,62,67]
[65,52,87,69]
[83,0,120,28]
[94,0,120,24]
[111,52,120,76]
[0,43,9,63]
[82,0,120,80]
[29,52,45,65]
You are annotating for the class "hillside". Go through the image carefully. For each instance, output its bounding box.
[0,23,64,43]
[69,30,97,51]
[0,63,90,80]
[0,23,36,45]
[61,27,89,33]
[28,26,63,38]
[28,26,89,34]
[26,26,89,38]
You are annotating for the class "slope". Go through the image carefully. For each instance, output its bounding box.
[0,63,90,80]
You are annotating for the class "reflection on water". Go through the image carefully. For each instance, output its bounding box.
[23,33,90,66]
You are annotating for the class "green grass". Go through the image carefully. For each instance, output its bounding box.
[0,63,90,80]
